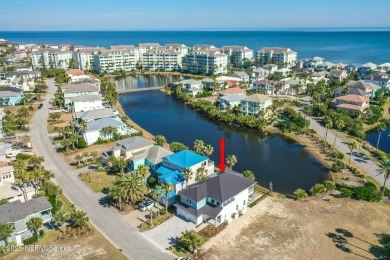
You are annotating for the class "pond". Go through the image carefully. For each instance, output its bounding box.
[113,75,329,194]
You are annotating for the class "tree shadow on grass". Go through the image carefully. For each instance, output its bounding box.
[369,233,390,259]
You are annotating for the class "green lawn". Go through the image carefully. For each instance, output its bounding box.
[140,213,173,232]
[79,171,116,192]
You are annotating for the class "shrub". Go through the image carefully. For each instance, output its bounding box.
[332,152,345,160]
[47,195,63,213]
[16,153,31,160]
[355,182,382,202]
[147,176,156,187]
[340,188,354,197]
[23,232,38,245]
[310,184,327,196]
[323,180,336,191]
[293,188,308,201]
[160,208,167,215]
[179,230,202,252]
[77,138,87,148]
[39,229,45,236]
[331,160,346,172]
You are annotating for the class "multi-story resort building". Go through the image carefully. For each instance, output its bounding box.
[164,43,190,56]
[93,45,139,73]
[183,45,228,75]
[221,46,254,68]
[142,48,182,71]
[73,47,105,71]
[31,48,73,69]
[255,47,297,68]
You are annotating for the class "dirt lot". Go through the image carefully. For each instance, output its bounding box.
[202,196,390,260]
[47,112,73,133]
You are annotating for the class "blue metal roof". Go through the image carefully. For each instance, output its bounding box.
[164,150,208,168]
[157,166,185,185]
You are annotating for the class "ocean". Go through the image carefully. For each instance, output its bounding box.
[1,30,390,64]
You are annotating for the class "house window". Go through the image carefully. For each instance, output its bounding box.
[243,200,246,205]
[186,198,192,204]
[236,205,238,210]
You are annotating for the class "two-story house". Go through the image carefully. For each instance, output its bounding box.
[0,165,35,203]
[156,150,214,205]
[334,94,370,112]
[175,170,256,226]
[101,136,172,173]
[70,94,103,113]
[0,197,52,245]
[61,83,100,107]
[240,94,273,116]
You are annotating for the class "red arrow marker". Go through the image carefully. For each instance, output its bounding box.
[218,137,226,173]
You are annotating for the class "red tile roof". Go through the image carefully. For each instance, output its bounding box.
[336,103,366,111]
[66,69,84,76]
[335,94,369,103]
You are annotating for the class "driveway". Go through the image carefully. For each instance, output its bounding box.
[145,216,205,249]
[30,79,174,260]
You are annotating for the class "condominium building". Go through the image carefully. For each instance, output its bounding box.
[93,46,139,73]
[73,47,105,71]
[164,44,190,56]
[255,47,297,68]
[221,46,254,68]
[143,48,182,71]
[31,48,73,69]
[183,45,228,75]
[137,43,161,60]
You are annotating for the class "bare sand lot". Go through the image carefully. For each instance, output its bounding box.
[202,196,390,260]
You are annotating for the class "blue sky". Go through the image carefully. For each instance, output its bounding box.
[1,0,390,30]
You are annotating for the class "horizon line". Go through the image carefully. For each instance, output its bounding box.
[1,27,390,32]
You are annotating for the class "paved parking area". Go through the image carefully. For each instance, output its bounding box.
[122,207,153,228]
[144,216,205,249]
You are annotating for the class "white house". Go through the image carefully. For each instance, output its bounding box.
[358,62,377,77]
[75,108,119,123]
[175,170,256,226]
[219,93,247,110]
[240,94,273,116]
[0,165,36,203]
[61,83,100,106]
[70,94,103,113]
[82,118,133,145]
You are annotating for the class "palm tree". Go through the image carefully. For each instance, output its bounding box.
[69,210,89,229]
[202,144,214,157]
[53,211,67,233]
[0,223,15,245]
[136,165,149,181]
[113,174,147,204]
[274,83,282,100]
[115,158,128,176]
[75,154,83,166]
[324,116,333,151]
[108,186,124,210]
[376,158,390,196]
[333,118,345,148]
[193,140,204,154]
[226,155,237,170]
[242,170,255,180]
[151,185,163,216]
[27,217,43,239]
[376,123,387,150]
[348,141,357,167]
[182,168,194,187]
[196,167,208,181]
[161,182,173,212]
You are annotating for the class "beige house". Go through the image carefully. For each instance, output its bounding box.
[334,94,369,112]
[240,94,273,116]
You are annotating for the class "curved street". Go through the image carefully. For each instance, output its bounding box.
[30,79,173,260]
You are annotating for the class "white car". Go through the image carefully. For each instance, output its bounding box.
[139,199,155,212]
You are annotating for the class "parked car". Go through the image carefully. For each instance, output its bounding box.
[38,103,43,109]
[139,199,155,212]
[3,134,16,139]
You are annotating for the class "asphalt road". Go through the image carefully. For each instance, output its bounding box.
[30,79,174,260]
[294,106,389,189]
